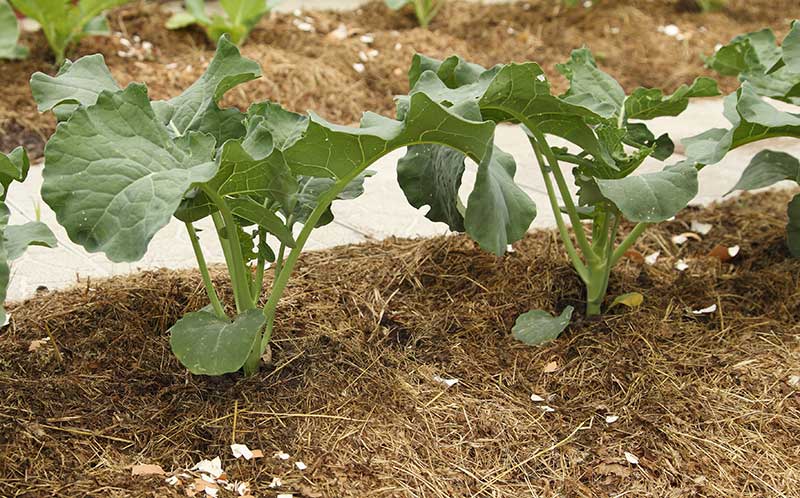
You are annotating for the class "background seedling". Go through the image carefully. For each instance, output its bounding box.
[167,0,282,45]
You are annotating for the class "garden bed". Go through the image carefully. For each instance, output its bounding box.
[0,0,796,158]
[1,189,798,497]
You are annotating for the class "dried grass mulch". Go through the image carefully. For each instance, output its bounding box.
[1,189,798,497]
[1,0,797,159]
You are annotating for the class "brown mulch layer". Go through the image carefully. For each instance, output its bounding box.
[1,190,799,497]
[0,0,796,159]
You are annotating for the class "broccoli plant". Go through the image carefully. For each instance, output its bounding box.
[31,36,534,376]
[386,0,443,29]
[0,0,27,60]
[9,0,126,64]
[396,50,718,338]
[686,21,800,255]
[0,147,57,325]
[166,0,282,45]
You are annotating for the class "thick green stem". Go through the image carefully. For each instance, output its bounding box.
[184,222,226,319]
[259,180,350,352]
[610,222,649,267]
[202,186,253,313]
[250,228,267,302]
[528,136,589,281]
[585,262,609,316]
[529,128,595,260]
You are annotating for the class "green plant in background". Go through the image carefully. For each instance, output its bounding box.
[0,0,28,60]
[685,21,800,255]
[386,0,444,29]
[9,0,126,64]
[167,0,282,45]
[0,147,57,325]
[31,36,534,376]
[694,0,726,12]
[396,50,718,339]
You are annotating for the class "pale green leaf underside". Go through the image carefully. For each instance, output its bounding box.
[512,306,574,345]
[169,308,265,375]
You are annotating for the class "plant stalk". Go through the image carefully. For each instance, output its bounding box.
[528,136,589,281]
[184,222,226,319]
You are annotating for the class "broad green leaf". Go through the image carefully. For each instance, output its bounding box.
[464,145,536,252]
[408,53,487,89]
[42,83,218,262]
[512,306,574,345]
[609,292,643,310]
[175,139,299,231]
[288,172,374,227]
[706,23,800,104]
[4,222,57,260]
[784,21,800,73]
[169,308,265,375]
[82,14,109,35]
[153,36,260,141]
[706,28,781,77]
[595,164,698,223]
[730,149,799,192]
[683,86,800,166]
[0,0,28,60]
[788,194,800,257]
[166,11,198,30]
[30,54,119,120]
[0,146,29,201]
[624,77,720,120]
[244,101,307,157]
[556,48,625,119]
[397,144,466,232]
[186,0,211,24]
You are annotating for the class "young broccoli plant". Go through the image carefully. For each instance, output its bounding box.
[686,21,800,255]
[32,36,533,376]
[0,147,57,325]
[9,0,126,64]
[386,0,443,29]
[167,0,282,45]
[0,0,27,60]
[398,50,718,333]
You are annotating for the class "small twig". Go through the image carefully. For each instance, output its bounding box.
[231,399,239,444]
[40,424,132,444]
[44,323,63,365]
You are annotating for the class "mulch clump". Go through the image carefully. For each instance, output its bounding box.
[1,0,796,159]
[1,189,798,497]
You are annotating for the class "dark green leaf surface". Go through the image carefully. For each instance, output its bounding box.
[512,306,574,345]
[169,308,265,375]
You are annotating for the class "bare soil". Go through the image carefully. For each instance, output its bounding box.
[0,0,796,159]
[1,189,798,497]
